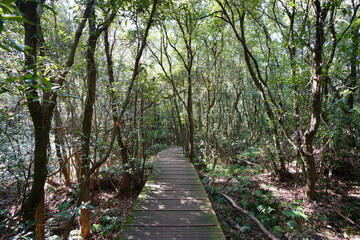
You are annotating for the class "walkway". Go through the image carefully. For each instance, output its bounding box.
[119,147,225,239]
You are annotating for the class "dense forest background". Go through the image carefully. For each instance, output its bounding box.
[0,0,359,239]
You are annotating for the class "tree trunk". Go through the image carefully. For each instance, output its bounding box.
[344,20,359,147]
[118,132,132,195]
[173,97,187,151]
[78,7,99,237]
[17,1,52,238]
[187,72,196,162]
[302,0,328,201]
[54,107,71,186]
[35,195,45,240]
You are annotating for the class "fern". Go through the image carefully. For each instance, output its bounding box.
[257,205,275,215]
[272,225,283,235]
[282,206,308,221]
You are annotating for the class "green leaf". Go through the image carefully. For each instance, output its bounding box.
[0,14,23,21]
[91,224,103,233]
[0,2,17,13]
[40,77,52,89]
[282,209,296,218]
[0,14,33,25]
[7,37,27,51]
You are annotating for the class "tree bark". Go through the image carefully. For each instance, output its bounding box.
[187,69,196,162]
[54,107,71,186]
[302,0,328,201]
[344,18,359,147]
[79,7,99,237]
[16,1,51,238]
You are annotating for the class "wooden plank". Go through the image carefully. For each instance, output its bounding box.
[147,179,203,185]
[127,210,219,226]
[143,183,204,191]
[139,190,208,199]
[151,176,200,181]
[153,169,197,173]
[133,199,212,210]
[155,165,192,168]
[151,173,198,177]
[121,226,225,240]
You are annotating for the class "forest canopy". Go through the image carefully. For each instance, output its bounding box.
[0,0,359,239]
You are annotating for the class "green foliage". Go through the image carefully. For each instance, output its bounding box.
[282,208,308,221]
[239,147,262,161]
[203,151,315,238]
[91,223,103,233]
[0,2,28,51]
[55,200,93,220]
[98,210,122,236]
[280,202,308,232]
[11,221,36,240]
[100,164,124,177]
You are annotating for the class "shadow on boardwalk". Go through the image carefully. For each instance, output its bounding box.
[118,147,225,239]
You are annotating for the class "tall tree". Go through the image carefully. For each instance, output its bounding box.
[16,0,91,237]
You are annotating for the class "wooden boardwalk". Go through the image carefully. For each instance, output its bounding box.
[119,147,225,239]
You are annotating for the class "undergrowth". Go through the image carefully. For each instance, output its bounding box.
[201,147,314,239]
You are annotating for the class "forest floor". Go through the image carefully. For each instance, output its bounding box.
[199,149,360,240]
[0,166,149,239]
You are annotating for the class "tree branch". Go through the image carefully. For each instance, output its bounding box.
[222,194,280,240]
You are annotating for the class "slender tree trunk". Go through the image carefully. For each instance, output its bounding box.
[187,71,196,162]
[54,108,71,186]
[79,7,99,237]
[173,97,187,151]
[21,107,52,239]
[19,0,92,235]
[118,131,132,194]
[344,21,359,147]
[348,24,358,111]
[302,0,328,201]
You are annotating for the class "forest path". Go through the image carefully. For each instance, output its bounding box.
[119,147,225,239]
